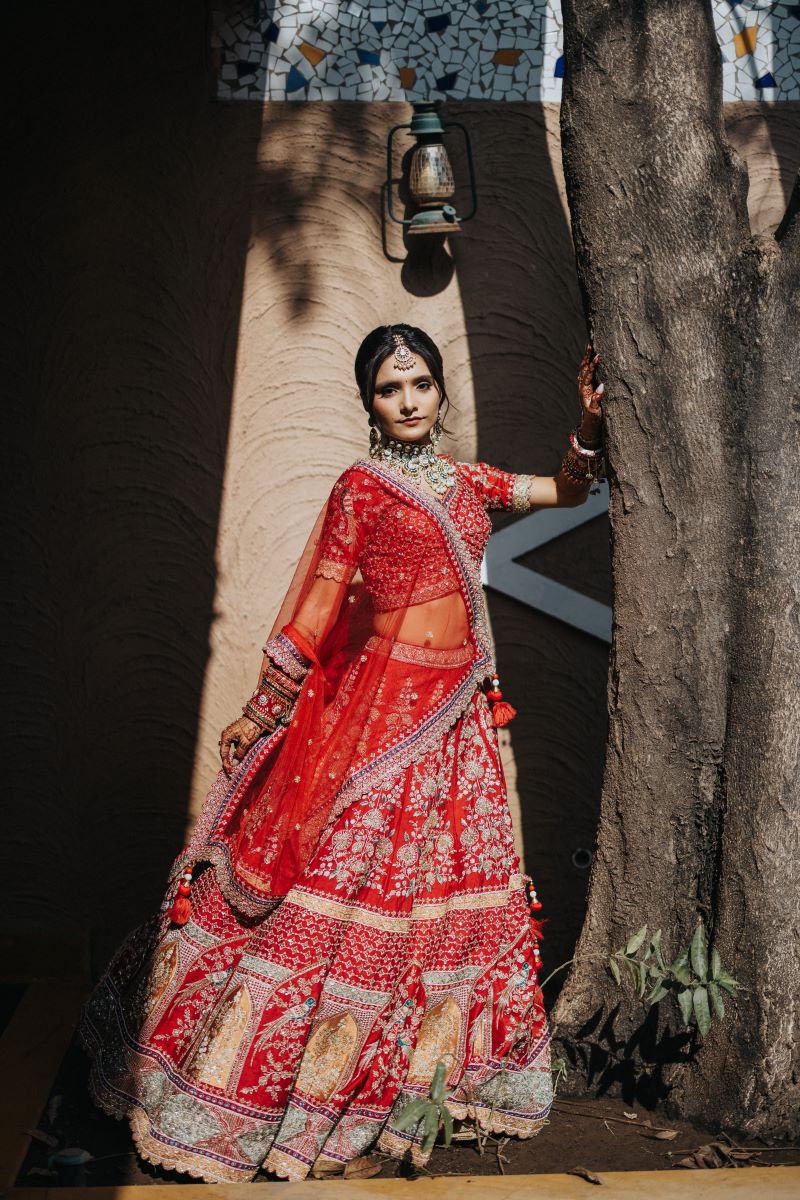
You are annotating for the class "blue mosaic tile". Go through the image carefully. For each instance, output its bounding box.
[286,64,308,92]
[435,70,459,90]
[212,1,800,102]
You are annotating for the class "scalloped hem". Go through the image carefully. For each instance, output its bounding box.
[84,1067,358,1185]
[127,1108,259,1184]
[446,1097,549,1140]
[80,1025,256,1184]
[379,1107,548,1170]
[83,1042,548,1185]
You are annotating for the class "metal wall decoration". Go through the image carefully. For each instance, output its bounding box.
[483,484,612,643]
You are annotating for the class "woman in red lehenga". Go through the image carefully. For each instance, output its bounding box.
[81,325,605,1182]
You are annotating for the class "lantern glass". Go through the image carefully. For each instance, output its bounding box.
[409,143,456,208]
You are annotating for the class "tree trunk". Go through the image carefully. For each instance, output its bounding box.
[552,0,800,1137]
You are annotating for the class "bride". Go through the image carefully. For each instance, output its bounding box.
[81,323,604,1182]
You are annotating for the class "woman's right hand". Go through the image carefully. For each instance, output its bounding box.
[219,715,263,775]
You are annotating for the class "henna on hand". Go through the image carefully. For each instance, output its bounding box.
[577,342,605,437]
[219,715,262,776]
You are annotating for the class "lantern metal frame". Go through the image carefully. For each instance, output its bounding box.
[386,103,478,234]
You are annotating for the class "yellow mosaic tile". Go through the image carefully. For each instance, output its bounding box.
[733,26,758,57]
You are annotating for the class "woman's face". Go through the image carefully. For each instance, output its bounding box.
[370,351,441,444]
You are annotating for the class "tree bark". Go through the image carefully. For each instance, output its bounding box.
[552,0,800,1137]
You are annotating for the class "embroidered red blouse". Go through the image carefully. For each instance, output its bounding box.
[314,459,535,613]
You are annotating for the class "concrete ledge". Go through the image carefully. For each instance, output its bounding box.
[4,1167,800,1198]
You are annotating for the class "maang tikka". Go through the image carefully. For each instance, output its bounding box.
[391,332,416,372]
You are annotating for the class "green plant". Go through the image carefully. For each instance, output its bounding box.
[394,1059,454,1152]
[395,919,739,1156]
[608,920,740,1036]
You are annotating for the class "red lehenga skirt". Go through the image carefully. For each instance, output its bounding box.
[80,637,552,1183]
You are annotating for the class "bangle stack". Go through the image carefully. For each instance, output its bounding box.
[244,662,305,734]
[561,428,605,484]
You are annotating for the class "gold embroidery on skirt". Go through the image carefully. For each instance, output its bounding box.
[128,938,179,1024]
[407,996,461,1084]
[295,1011,359,1100]
[468,996,492,1062]
[470,1013,484,1059]
[188,984,252,1089]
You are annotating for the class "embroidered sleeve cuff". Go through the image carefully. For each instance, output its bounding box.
[261,630,310,681]
[314,558,352,583]
[511,474,537,513]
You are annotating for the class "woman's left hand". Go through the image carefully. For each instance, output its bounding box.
[219,715,262,776]
[577,343,604,437]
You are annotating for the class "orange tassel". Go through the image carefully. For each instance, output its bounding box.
[491,699,517,727]
[486,674,517,727]
[170,870,193,926]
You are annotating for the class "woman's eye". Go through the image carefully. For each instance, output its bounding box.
[417,381,430,390]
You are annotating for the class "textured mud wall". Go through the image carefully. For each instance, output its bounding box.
[3,2,797,971]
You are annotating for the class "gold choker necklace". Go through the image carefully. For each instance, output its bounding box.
[375,438,456,497]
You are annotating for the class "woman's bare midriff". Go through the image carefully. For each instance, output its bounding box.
[372,591,470,650]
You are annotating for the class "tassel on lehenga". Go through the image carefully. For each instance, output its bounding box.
[526,881,544,966]
[486,673,517,727]
[169,867,193,926]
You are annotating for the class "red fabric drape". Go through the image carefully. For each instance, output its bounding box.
[178,458,500,913]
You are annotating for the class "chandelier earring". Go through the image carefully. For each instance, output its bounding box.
[368,419,382,457]
[430,414,443,449]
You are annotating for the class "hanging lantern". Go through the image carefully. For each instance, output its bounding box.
[386,101,477,236]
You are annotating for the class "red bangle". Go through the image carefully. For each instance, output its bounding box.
[244,662,303,733]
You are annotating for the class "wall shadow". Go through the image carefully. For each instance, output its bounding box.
[402,102,611,972]
[1,1,265,970]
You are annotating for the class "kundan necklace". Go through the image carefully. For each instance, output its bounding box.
[374,437,457,497]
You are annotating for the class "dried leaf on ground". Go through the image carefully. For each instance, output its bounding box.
[640,1120,679,1140]
[674,1141,756,1169]
[343,1155,384,1179]
[567,1165,604,1184]
[623,1111,637,1120]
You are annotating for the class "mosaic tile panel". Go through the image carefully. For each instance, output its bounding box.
[212,2,800,102]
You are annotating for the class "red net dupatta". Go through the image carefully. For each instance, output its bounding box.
[181,461,495,914]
